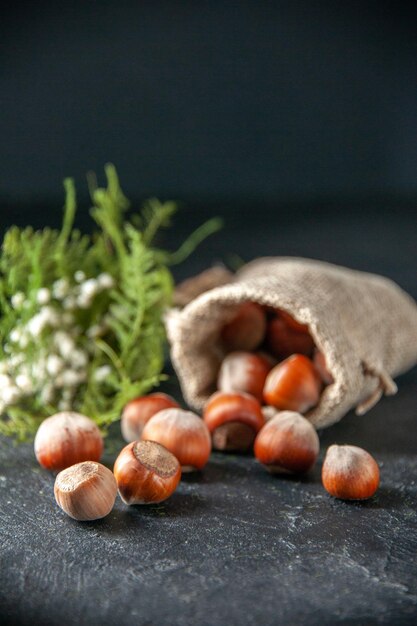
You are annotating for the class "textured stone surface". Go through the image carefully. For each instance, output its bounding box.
[0,210,416,625]
[1,365,417,626]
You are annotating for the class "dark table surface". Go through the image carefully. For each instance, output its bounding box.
[1,205,416,625]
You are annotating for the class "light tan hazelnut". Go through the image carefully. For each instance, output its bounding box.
[54,461,117,521]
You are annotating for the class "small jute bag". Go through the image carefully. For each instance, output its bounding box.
[166,257,417,429]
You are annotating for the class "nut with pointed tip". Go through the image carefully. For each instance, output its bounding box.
[54,461,117,521]
[263,354,321,414]
[254,411,319,474]
[121,393,180,442]
[141,408,211,471]
[114,440,181,504]
[313,350,334,385]
[221,302,267,352]
[322,444,380,500]
[203,391,265,452]
[34,412,103,471]
[217,351,272,402]
[265,314,315,360]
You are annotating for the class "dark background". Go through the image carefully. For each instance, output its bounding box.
[1,3,417,625]
[1,1,417,209]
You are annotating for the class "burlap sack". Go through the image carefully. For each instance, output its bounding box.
[166,257,417,429]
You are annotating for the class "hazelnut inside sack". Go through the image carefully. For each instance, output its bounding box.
[165,257,417,429]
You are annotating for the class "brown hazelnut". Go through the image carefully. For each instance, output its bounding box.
[254,411,319,473]
[141,408,211,471]
[265,315,315,360]
[221,302,266,351]
[263,354,321,413]
[322,444,380,500]
[34,412,103,471]
[114,440,181,504]
[217,351,272,402]
[313,350,334,385]
[121,393,180,442]
[203,391,265,452]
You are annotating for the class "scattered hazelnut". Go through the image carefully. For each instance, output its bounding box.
[221,302,267,351]
[54,461,117,521]
[217,351,272,402]
[121,393,180,442]
[141,408,211,471]
[265,315,315,360]
[263,354,321,413]
[322,444,380,500]
[254,411,319,474]
[34,412,103,471]
[313,350,334,385]
[114,440,181,504]
[203,391,265,452]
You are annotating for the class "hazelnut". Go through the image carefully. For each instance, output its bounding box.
[141,408,211,471]
[263,354,321,413]
[277,309,311,334]
[217,351,272,402]
[322,444,380,500]
[254,411,319,473]
[54,461,117,521]
[261,405,279,422]
[313,350,334,385]
[34,412,103,471]
[265,315,315,360]
[203,391,265,452]
[221,302,266,351]
[121,393,180,442]
[114,440,181,504]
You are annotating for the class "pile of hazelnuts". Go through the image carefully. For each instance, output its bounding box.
[34,302,380,522]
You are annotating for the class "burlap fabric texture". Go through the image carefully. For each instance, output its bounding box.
[166,257,417,429]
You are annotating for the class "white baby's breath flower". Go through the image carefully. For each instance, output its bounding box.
[26,313,47,337]
[80,278,99,297]
[63,296,77,310]
[0,374,12,390]
[76,294,92,309]
[61,370,83,387]
[40,384,55,405]
[87,325,100,338]
[41,306,60,327]
[2,385,20,405]
[62,388,73,401]
[54,333,75,358]
[94,365,112,382]
[72,350,88,369]
[11,292,25,309]
[15,374,33,394]
[46,354,64,376]
[9,354,24,368]
[97,273,114,290]
[9,328,22,343]
[36,288,50,305]
[74,271,86,283]
[19,333,29,349]
[52,278,70,300]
